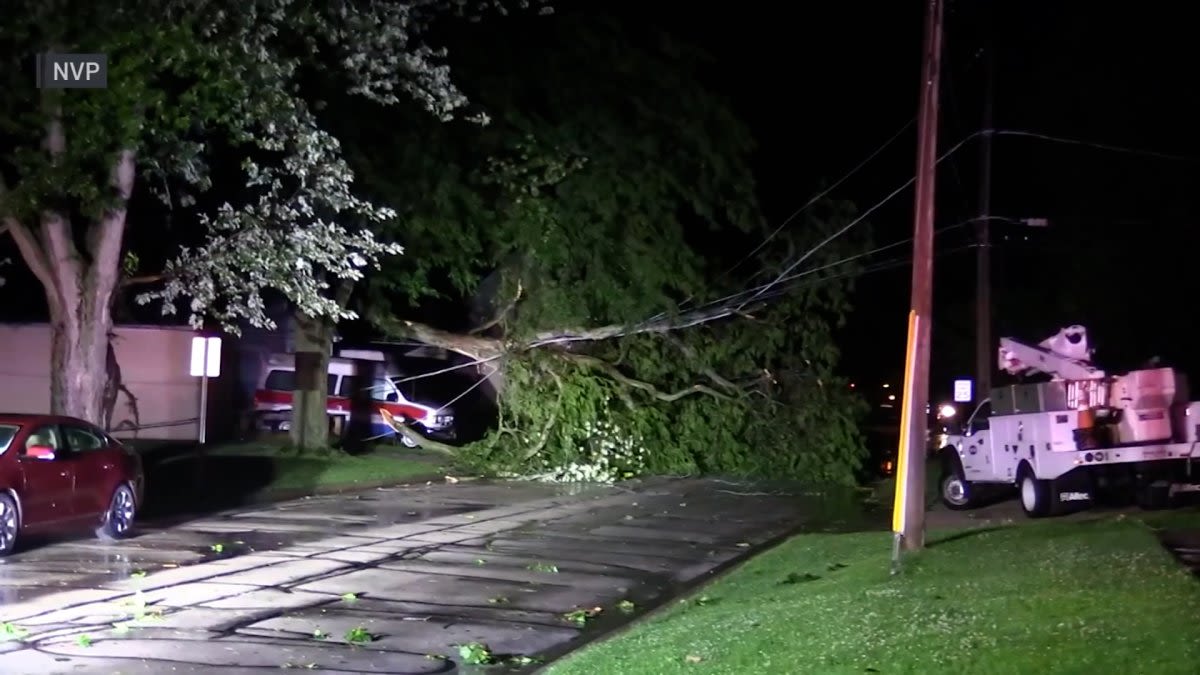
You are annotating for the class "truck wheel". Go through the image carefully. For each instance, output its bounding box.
[1018,470,1056,518]
[939,464,975,510]
[1136,481,1170,510]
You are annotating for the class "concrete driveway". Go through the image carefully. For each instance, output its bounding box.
[0,478,850,674]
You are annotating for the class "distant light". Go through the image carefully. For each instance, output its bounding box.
[882,383,890,389]
[888,394,897,401]
[849,383,856,388]
[938,404,956,419]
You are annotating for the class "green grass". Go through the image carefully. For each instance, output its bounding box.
[548,511,1200,675]
[212,442,445,492]
[157,441,446,494]
[868,460,942,510]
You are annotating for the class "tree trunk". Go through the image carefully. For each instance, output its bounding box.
[290,311,334,451]
[49,300,113,422]
[1,115,134,424]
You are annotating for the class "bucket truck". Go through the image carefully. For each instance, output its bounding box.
[938,325,1200,517]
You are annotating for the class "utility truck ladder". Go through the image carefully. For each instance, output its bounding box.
[997,325,1106,381]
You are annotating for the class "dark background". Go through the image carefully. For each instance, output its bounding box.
[632,0,1200,402]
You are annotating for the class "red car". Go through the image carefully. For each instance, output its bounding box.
[0,413,145,556]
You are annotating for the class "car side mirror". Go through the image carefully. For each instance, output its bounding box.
[26,445,56,460]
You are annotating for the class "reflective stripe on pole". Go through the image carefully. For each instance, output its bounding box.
[892,310,920,535]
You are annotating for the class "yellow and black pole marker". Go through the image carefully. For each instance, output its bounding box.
[891,311,920,574]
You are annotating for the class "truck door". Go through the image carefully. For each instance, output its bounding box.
[960,401,992,481]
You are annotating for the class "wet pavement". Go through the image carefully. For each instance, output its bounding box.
[0,477,832,674]
[0,480,574,606]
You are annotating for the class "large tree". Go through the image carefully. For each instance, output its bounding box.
[333,11,872,482]
[0,0,520,425]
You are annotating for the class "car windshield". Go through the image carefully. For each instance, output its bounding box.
[0,424,19,453]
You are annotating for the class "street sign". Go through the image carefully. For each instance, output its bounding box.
[953,379,973,403]
[188,336,222,445]
[189,337,222,377]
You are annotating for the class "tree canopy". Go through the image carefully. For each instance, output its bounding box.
[0,0,528,420]
[328,10,873,484]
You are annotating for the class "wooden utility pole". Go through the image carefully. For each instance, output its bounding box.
[975,5,996,402]
[891,0,945,562]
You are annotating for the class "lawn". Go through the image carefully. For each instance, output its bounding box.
[203,442,447,492]
[141,440,448,505]
[547,511,1200,675]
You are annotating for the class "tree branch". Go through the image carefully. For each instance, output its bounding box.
[41,209,82,317]
[661,334,742,393]
[372,312,504,360]
[522,367,563,459]
[379,408,457,455]
[2,215,59,314]
[563,352,732,402]
[90,150,137,314]
[120,274,166,288]
[37,98,80,320]
[529,300,758,347]
[469,279,523,335]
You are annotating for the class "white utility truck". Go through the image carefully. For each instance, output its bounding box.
[938,325,1200,517]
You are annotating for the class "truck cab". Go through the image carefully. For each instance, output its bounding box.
[940,399,994,508]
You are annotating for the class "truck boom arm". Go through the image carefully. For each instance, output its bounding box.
[998,325,1106,380]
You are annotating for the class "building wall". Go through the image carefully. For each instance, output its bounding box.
[0,323,239,442]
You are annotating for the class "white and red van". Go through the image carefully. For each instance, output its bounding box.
[251,351,456,446]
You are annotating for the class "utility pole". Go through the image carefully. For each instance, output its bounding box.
[891,0,944,563]
[975,4,996,402]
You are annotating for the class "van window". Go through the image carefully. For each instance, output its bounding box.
[369,378,399,403]
[333,376,349,397]
[264,369,293,392]
[263,369,338,394]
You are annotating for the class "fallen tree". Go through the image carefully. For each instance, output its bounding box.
[359,10,872,484]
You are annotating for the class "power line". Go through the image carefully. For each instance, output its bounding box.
[728,217,1007,306]
[995,129,1200,164]
[737,126,1200,315]
[720,117,916,280]
[720,36,989,288]
[733,130,985,311]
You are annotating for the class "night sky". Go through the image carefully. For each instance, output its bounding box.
[5,1,1200,404]
[643,1,1200,400]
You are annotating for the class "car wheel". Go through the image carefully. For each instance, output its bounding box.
[97,484,137,541]
[0,494,19,556]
